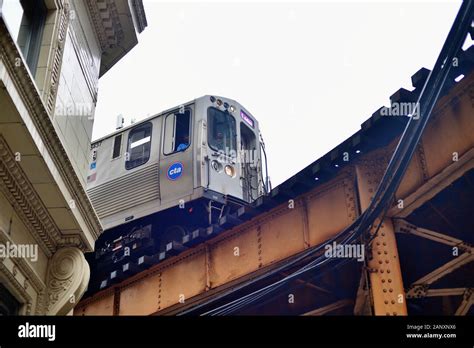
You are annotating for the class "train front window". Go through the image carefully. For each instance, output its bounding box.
[208,107,236,154]
[125,122,152,170]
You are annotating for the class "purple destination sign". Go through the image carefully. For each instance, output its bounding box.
[240,110,254,128]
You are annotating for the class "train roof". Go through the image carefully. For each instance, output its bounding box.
[92,95,244,144]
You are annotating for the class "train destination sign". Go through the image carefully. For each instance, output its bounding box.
[240,110,254,128]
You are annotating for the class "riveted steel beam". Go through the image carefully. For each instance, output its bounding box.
[455,289,474,315]
[394,219,472,253]
[406,253,474,299]
[355,158,408,316]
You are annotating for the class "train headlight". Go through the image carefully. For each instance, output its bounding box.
[224,165,236,177]
[211,160,222,172]
[216,99,223,107]
[229,105,236,113]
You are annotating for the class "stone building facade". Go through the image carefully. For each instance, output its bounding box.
[0,0,146,315]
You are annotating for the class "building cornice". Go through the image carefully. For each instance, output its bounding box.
[0,137,57,255]
[85,0,124,52]
[0,20,102,248]
[0,136,88,252]
[85,0,148,76]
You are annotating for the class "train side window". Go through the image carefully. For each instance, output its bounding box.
[163,109,191,155]
[112,134,122,159]
[125,122,152,170]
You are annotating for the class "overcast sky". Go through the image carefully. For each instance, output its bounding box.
[93,0,464,186]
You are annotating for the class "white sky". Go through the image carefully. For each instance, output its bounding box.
[93,0,462,186]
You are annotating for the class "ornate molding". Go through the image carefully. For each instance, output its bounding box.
[0,230,46,294]
[0,261,34,314]
[85,0,124,52]
[35,290,48,315]
[0,136,57,255]
[44,0,70,114]
[0,136,88,253]
[0,244,45,315]
[46,247,90,315]
[0,19,102,245]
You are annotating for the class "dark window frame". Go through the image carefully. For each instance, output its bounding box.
[163,108,192,156]
[125,122,152,170]
[0,284,21,316]
[112,134,122,159]
[18,0,47,76]
[240,122,257,152]
[207,107,237,154]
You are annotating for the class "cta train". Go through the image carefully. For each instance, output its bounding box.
[86,95,268,288]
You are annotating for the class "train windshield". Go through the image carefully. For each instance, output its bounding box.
[208,107,236,154]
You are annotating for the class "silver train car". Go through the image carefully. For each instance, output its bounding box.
[87,96,266,256]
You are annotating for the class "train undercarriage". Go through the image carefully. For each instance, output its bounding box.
[85,190,248,294]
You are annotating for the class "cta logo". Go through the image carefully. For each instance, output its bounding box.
[167,162,183,181]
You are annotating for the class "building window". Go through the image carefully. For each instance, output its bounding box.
[208,107,236,154]
[112,134,122,159]
[125,122,152,170]
[0,284,20,315]
[163,109,191,155]
[1,0,47,75]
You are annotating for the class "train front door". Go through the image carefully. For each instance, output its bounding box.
[159,107,194,204]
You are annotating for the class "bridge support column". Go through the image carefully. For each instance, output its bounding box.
[355,160,407,316]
